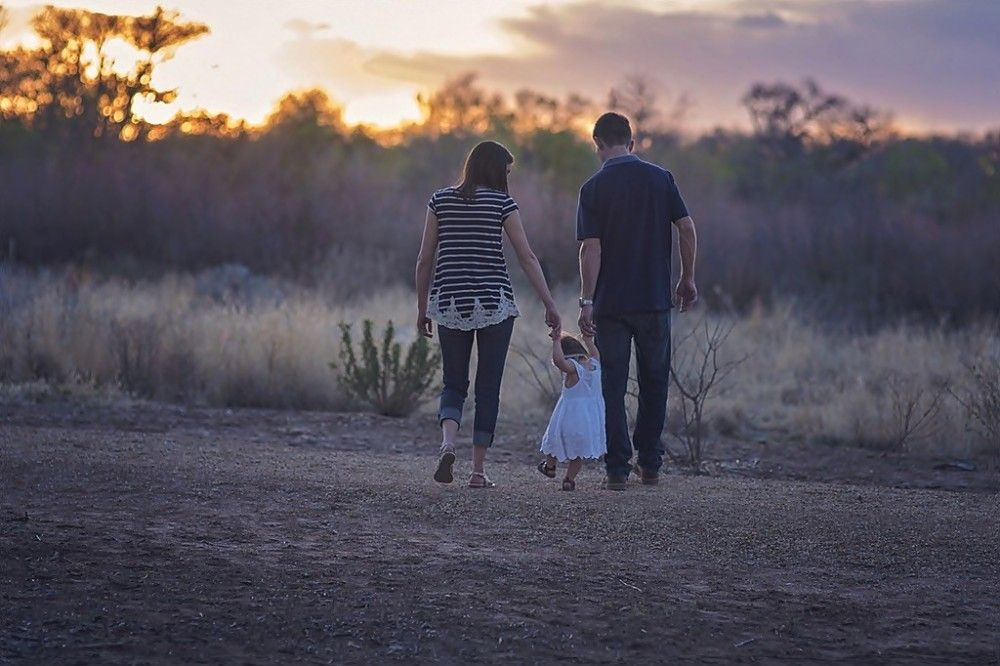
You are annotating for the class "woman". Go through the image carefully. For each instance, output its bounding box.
[415,140,560,488]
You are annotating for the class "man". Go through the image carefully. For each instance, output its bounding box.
[577,112,698,491]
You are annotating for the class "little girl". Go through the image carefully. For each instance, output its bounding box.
[537,330,606,490]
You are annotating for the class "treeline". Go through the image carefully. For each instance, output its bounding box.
[1,5,998,324]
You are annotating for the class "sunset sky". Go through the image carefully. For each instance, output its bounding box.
[2,0,998,133]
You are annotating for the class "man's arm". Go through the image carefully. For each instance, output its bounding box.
[672,215,698,312]
[578,238,601,336]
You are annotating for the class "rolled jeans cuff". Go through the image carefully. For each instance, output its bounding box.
[472,429,494,447]
[439,406,462,428]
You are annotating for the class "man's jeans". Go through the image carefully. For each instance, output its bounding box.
[437,316,515,447]
[596,311,671,478]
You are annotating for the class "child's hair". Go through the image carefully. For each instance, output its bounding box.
[560,332,589,358]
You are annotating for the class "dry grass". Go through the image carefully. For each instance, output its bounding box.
[1,267,996,459]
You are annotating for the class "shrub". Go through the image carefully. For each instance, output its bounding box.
[883,370,948,451]
[667,319,748,468]
[950,356,1000,459]
[333,320,440,417]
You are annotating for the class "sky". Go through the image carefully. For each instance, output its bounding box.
[2,0,998,133]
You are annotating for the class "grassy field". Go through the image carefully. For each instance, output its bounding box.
[0,267,997,460]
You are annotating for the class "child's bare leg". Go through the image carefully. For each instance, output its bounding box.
[566,458,583,481]
[546,455,557,470]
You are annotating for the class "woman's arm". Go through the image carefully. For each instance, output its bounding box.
[414,209,438,337]
[502,210,560,331]
[550,328,576,374]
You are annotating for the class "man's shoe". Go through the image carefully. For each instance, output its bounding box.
[602,475,628,491]
[632,462,659,486]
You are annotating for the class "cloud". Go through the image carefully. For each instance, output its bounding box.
[284,18,331,38]
[276,36,401,98]
[734,11,787,29]
[277,0,1000,132]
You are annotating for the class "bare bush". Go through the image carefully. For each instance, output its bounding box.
[950,356,1000,458]
[883,370,948,451]
[668,319,748,468]
[111,318,164,398]
[510,342,562,411]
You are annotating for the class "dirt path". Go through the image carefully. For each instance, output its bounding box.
[2,403,998,664]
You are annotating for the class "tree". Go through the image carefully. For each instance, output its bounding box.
[265,88,345,132]
[415,72,510,137]
[741,79,893,154]
[147,109,249,140]
[0,5,208,141]
[512,88,594,136]
[608,75,689,149]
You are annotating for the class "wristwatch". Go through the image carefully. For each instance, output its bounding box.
[578,298,594,307]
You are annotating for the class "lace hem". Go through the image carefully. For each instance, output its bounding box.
[428,293,519,331]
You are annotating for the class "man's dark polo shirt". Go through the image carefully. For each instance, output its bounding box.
[576,154,689,316]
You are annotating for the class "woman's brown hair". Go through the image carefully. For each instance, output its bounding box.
[456,140,514,200]
[560,332,588,358]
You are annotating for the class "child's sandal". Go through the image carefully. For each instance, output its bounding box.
[537,460,556,478]
[561,478,576,491]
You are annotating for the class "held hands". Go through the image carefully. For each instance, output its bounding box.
[578,304,596,337]
[544,302,561,335]
[674,276,698,312]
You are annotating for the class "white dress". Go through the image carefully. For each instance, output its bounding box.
[540,357,607,462]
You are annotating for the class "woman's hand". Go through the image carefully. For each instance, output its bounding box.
[417,312,433,338]
[544,302,561,333]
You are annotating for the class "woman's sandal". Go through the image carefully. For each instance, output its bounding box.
[468,472,496,489]
[537,460,557,479]
[561,478,576,491]
[434,446,456,484]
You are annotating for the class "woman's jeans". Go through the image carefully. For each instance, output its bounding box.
[437,317,515,447]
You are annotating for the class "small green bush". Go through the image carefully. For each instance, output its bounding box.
[332,320,441,417]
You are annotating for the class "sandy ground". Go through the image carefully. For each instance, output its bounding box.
[1,401,998,664]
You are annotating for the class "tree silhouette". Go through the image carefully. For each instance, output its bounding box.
[415,73,509,137]
[265,88,345,133]
[0,5,208,141]
[742,78,893,151]
[608,75,689,149]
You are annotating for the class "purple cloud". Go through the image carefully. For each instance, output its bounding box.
[280,0,1000,132]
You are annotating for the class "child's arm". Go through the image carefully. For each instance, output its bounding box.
[550,329,577,375]
[582,333,600,361]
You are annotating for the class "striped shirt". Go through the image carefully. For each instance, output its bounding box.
[426,186,520,331]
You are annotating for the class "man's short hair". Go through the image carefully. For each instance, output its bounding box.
[593,112,632,147]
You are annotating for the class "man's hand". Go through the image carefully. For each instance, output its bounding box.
[417,312,433,338]
[578,304,596,337]
[674,277,698,312]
